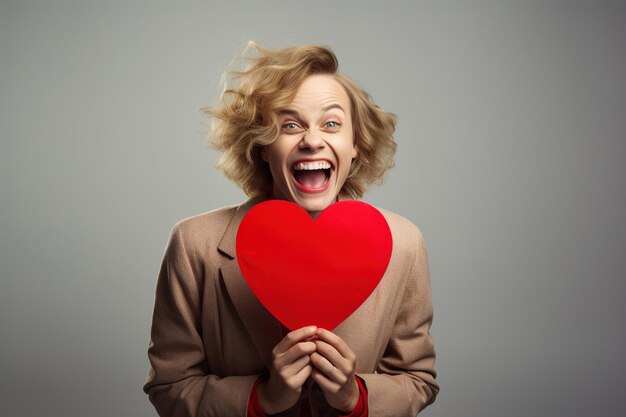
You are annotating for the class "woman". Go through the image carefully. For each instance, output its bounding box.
[143,43,439,416]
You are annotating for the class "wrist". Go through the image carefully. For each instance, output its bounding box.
[257,379,278,415]
[333,377,360,413]
[258,377,300,415]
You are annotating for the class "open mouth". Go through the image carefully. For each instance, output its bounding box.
[291,160,333,192]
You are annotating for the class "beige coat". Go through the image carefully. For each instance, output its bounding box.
[143,197,439,416]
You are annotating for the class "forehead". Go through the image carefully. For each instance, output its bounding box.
[285,74,351,115]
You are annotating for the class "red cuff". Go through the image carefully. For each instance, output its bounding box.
[248,375,368,417]
[247,377,268,417]
[336,375,368,417]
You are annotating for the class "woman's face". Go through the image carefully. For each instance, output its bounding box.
[262,74,357,217]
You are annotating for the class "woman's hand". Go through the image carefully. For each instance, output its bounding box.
[310,328,360,413]
[257,326,318,414]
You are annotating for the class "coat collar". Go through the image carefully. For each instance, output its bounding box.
[217,194,266,260]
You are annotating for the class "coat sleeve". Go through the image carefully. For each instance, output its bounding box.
[359,226,439,416]
[143,222,258,417]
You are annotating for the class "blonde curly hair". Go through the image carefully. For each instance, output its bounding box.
[203,42,397,199]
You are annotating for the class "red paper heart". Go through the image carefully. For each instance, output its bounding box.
[236,200,392,331]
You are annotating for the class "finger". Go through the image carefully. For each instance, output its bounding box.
[314,340,344,365]
[310,351,348,385]
[275,340,316,369]
[289,364,313,389]
[278,352,311,380]
[314,340,352,377]
[315,329,355,360]
[273,326,318,356]
[310,367,341,393]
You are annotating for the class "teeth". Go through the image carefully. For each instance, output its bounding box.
[293,161,331,170]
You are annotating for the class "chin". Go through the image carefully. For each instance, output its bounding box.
[274,177,340,216]
[293,194,336,216]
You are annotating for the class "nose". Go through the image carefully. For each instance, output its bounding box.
[299,129,325,152]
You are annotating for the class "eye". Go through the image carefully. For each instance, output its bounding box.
[324,120,341,129]
[282,121,304,133]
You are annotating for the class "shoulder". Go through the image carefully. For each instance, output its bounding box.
[165,204,239,256]
[373,207,431,294]
[172,204,238,236]
[374,206,427,260]
[376,207,425,242]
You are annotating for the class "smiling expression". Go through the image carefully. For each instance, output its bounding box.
[262,74,357,217]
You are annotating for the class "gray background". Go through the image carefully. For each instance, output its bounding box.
[1,1,625,416]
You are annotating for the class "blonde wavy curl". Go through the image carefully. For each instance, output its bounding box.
[202,42,397,199]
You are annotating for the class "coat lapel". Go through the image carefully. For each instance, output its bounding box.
[217,196,283,368]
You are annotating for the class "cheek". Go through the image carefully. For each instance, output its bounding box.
[341,134,357,163]
[265,148,289,178]
[266,137,291,160]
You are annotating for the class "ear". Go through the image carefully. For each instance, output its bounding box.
[261,146,268,162]
[351,142,358,159]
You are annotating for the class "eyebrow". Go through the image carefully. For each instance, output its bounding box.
[321,104,345,113]
[277,109,301,118]
[277,104,346,118]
